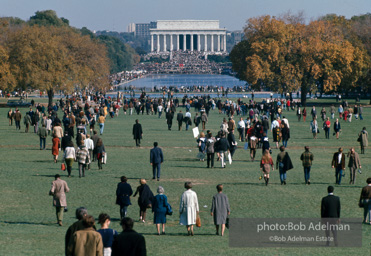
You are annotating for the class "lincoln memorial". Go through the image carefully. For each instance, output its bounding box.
[150,20,227,53]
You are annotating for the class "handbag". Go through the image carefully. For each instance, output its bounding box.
[226,217,230,229]
[196,213,201,227]
[166,203,173,215]
[359,200,365,208]
[61,163,66,171]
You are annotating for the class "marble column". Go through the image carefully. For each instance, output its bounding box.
[197,34,201,51]
[163,34,167,52]
[157,34,160,52]
[191,34,194,51]
[223,34,227,52]
[183,34,186,51]
[211,34,214,52]
[151,34,154,52]
[177,34,180,51]
[217,34,220,52]
[170,34,173,51]
[204,34,207,52]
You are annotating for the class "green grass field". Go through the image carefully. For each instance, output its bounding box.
[0,97,370,256]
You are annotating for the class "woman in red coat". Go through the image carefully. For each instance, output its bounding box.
[52,134,60,163]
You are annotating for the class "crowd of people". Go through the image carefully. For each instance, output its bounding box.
[6,90,371,254]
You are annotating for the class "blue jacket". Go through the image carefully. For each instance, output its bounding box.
[116,182,133,206]
[152,194,168,214]
[150,146,164,164]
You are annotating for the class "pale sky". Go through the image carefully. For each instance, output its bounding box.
[0,0,369,32]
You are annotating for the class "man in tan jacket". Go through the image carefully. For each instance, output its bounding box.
[67,215,103,256]
[49,174,69,226]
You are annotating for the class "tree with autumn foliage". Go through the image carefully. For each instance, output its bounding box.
[230,14,370,106]
[4,24,110,106]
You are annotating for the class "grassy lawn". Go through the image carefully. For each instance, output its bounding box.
[0,97,370,255]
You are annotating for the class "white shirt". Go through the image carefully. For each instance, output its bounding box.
[271,120,279,130]
[84,138,94,150]
[158,105,163,112]
[238,120,245,129]
[338,153,342,164]
[64,147,75,159]
[185,112,191,118]
[46,119,52,130]
[282,118,290,128]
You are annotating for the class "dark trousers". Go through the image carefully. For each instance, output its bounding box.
[304,166,311,183]
[207,153,215,168]
[152,163,161,179]
[135,138,141,146]
[78,163,86,177]
[40,137,46,149]
[335,166,343,185]
[325,128,330,139]
[15,121,20,130]
[323,219,338,246]
[120,205,128,219]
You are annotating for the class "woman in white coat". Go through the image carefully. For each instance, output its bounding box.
[179,182,199,236]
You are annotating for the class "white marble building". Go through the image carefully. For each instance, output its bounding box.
[150,20,227,53]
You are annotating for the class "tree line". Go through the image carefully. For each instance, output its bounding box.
[230,13,371,106]
[0,10,140,106]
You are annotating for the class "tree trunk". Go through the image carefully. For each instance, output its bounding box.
[301,86,307,107]
[47,89,54,108]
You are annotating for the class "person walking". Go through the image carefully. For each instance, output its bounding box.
[97,213,118,256]
[201,111,208,130]
[215,132,230,168]
[49,174,69,226]
[98,114,105,135]
[281,122,290,147]
[150,142,164,181]
[302,107,307,122]
[133,119,143,147]
[310,118,319,139]
[359,178,371,224]
[300,146,314,185]
[116,176,133,220]
[260,149,274,186]
[75,142,90,178]
[24,112,31,133]
[177,110,184,131]
[166,110,174,130]
[210,184,230,236]
[358,127,368,154]
[227,129,237,159]
[296,107,302,121]
[179,182,199,236]
[206,132,215,168]
[323,117,331,139]
[152,186,168,235]
[321,186,340,246]
[347,147,361,184]
[52,134,60,163]
[37,123,48,150]
[331,148,346,185]
[63,141,75,177]
[14,109,22,130]
[196,132,207,161]
[67,215,103,256]
[333,119,341,139]
[112,217,147,256]
[84,134,94,170]
[95,138,106,170]
[133,179,154,223]
[8,108,14,126]
[276,146,293,185]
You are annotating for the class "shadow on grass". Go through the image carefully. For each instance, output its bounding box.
[31,160,53,163]
[32,174,56,177]
[1,221,57,226]
[171,158,200,162]
[173,166,207,169]
[140,232,216,236]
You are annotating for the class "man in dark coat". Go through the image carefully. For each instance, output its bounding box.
[133,119,143,147]
[177,110,184,131]
[321,186,340,246]
[150,142,164,181]
[166,111,174,130]
[65,207,89,256]
[331,148,346,185]
[116,176,133,219]
[112,217,146,256]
